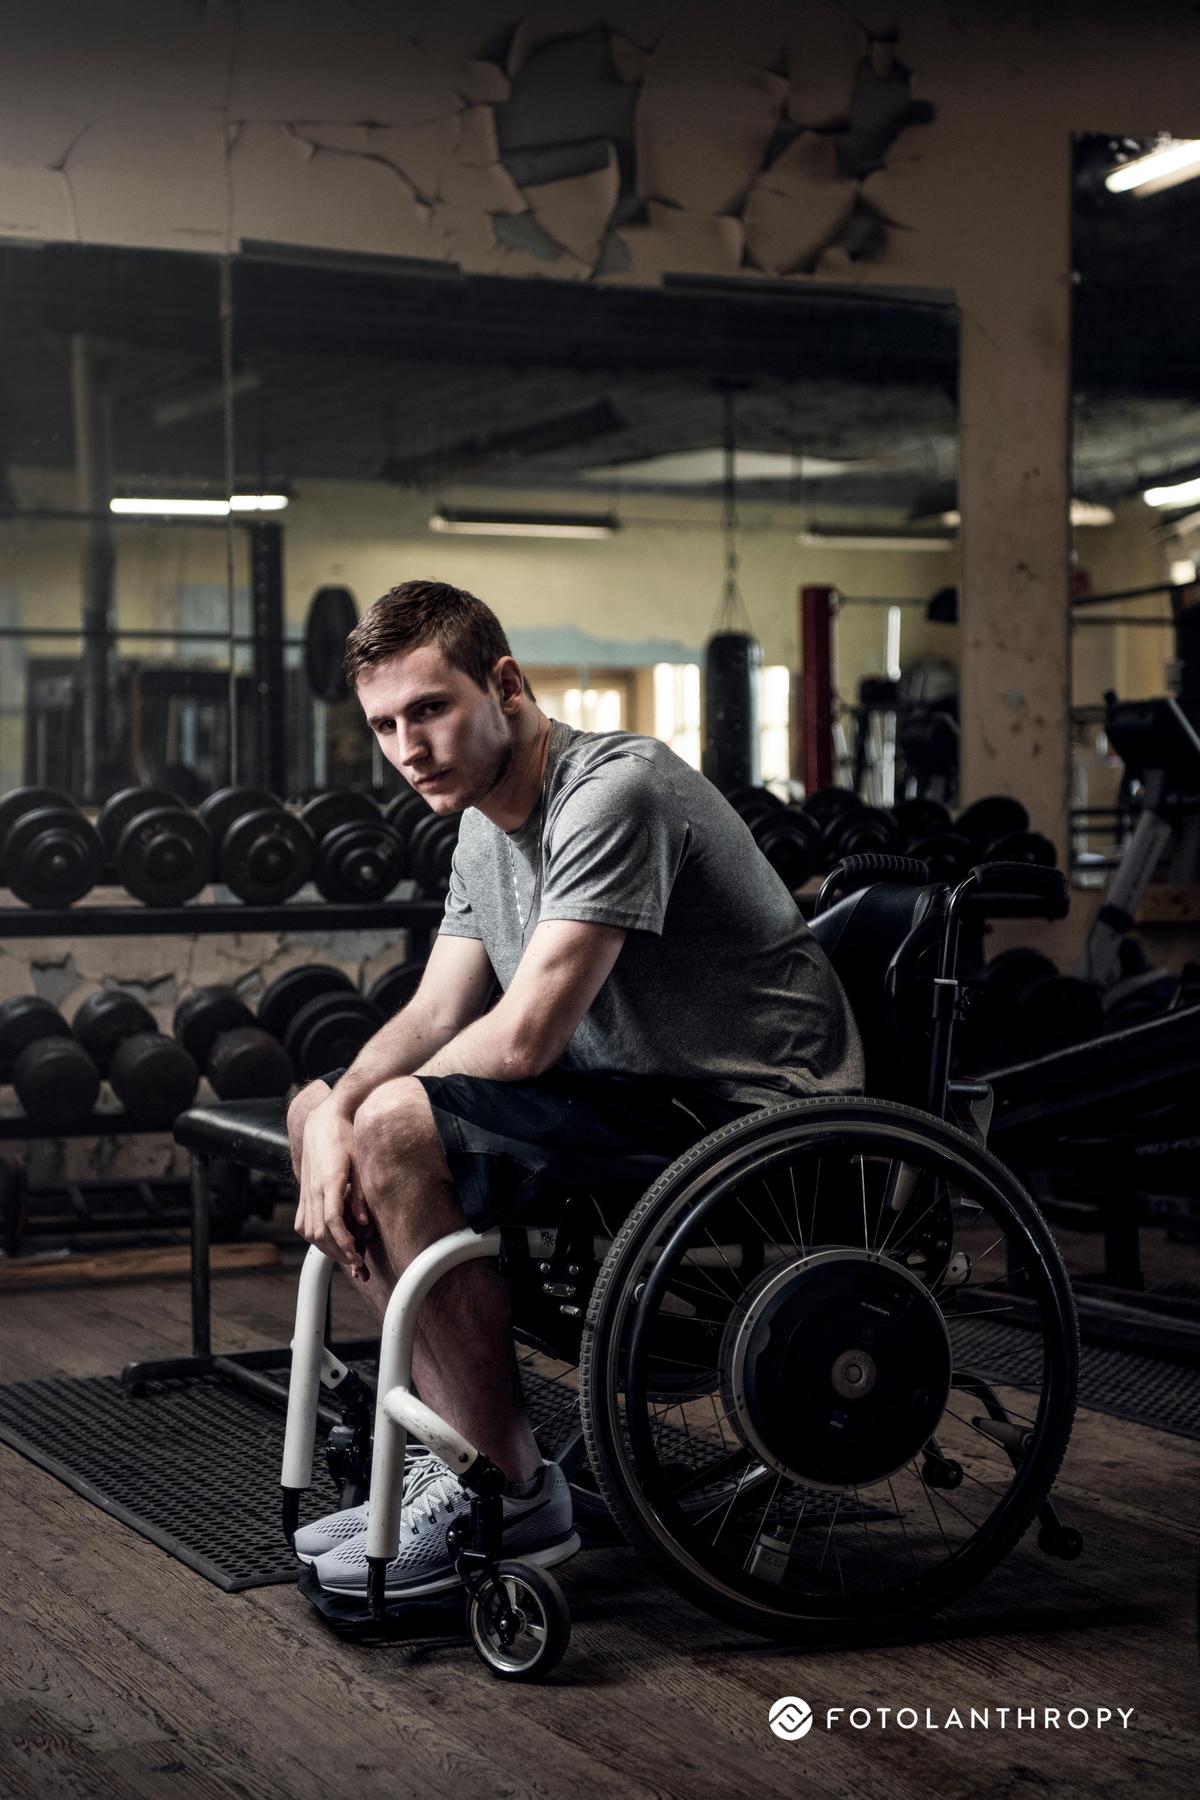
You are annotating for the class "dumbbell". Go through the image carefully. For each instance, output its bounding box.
[891,799,952,848]
[959,948,1103,1070]
[198,787,316,905]
[955,795,1057,869]
[748,808,823,890]
[299,793,407,903]
[384,784,431,841]
[408,812,460,895]
[173,987,295,1099]
[0,787,104,908]
[0,994,101,1127]
[256,964,382,1083]
[723,785,785,831]
[74,988,200,1127]
[98,786,214,906]
[365,958,428,1018]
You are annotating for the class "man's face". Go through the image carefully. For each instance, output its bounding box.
[356,643,514,814]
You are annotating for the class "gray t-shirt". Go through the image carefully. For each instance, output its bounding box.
[438,720,864,1106]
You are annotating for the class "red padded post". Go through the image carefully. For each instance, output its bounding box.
[801,585,836,794]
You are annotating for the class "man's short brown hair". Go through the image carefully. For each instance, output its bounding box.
[343,579,516,694]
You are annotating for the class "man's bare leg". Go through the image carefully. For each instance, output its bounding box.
[349,1077,541,1484]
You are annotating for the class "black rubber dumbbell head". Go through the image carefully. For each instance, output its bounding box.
[206,1026,293,1099]
[109,1032,199,1127]
[74,989,157,1075]
[0,994,72,1080]
[99,788,214,906]
[14,1036,100,1128]
[173,988,255,1067]
[220,806,316,904]
[365,960,427,1019]
[2,802,104,908]
[284,992,382,1083]
[257,964,355,1043]
[408,812,460,894]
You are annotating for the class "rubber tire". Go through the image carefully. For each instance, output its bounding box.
[579,1095,1079,1645]
[466,1561,571,1681]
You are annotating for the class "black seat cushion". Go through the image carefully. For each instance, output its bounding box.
[174,1097,291,1177]
[809,882,949,1102]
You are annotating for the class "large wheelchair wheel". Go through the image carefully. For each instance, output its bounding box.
[579,1097,1078,1643]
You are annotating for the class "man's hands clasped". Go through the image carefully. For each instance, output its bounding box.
[293,1097,375,1279]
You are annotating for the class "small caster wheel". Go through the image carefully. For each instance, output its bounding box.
[1038,1524,1083,1560]
[923,1456,963,1490]
[467,1560,570,1681]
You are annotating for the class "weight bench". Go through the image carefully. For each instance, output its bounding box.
[120,1098,379,1402]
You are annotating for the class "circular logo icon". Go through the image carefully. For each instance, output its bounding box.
[769,1696,813,1740]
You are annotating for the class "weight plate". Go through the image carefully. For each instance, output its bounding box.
[751,812,822,890]
[173,986,255,1068]
[0,787,77,850]
[3,807,104,907]
[305,586,358,702]
[221,808,316,905]
[384,785,430,840]
[0,994,71,1081]
[73,989,157,1075]
[908,831,972,883]
[206,1025,294,1100]
[801,788,864,832]
[892,798,952,846]
[284,993,381,1083]
[955,794,1029,849]
[198,787,280,850]
[115,807,214,906]
[983,829,1056,868]
[830,806,901,859]
[724,785,785,822]
[300,791,381,842]
[98,786,182,855]
[109,1033,199,1127]
[408,812,460,894]
[13,1037,100,1128]
[314,818,406,903]
[257,964,355,1043]
[365,959,427,1018]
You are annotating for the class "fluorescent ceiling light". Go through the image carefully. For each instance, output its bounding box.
[575,448,859,485]
[429,508,617,539]
[802,525,953,551]
[1144,475,1200,508]
[110,494,289,517]
[1106,139,1200,196]
[110,497,230,517]
[940,501,1114,528]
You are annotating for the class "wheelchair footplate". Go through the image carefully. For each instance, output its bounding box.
[294,1465,574,1679]
[297,1562,463,1646]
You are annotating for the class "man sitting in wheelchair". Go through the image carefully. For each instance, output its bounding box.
[287,578,864,1602]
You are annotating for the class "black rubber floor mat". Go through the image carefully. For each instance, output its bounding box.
[0,1320,1195,1593]
[951,1317,1200,1439]
[0,1371,338,1590]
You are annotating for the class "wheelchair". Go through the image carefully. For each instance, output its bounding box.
[279,853,1081,1680]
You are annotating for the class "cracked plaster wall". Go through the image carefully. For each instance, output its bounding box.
[4,3,1200,1178]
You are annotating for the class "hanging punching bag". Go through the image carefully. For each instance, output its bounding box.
[703,630,762,792]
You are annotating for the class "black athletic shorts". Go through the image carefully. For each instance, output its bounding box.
[316,1065,760,1231]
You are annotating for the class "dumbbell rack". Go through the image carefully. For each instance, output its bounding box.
[0,892,443,1143]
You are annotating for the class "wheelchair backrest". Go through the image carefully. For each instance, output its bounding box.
[808,880,950,1104]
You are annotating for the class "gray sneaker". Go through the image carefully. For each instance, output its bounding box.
[311,1459,578,1599]
[293,1446,449,1565]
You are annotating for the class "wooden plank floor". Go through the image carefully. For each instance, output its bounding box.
[1,1258,1197,1800]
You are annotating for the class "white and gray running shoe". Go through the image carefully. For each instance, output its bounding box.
[312,1459,579,1599]
[293,1445,450,1565]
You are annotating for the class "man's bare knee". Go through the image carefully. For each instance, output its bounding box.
[353,1077,439,1171]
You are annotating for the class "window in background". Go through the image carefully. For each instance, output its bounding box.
[653,661,792,784]
[653,661,701,768]
[526,668,630,734]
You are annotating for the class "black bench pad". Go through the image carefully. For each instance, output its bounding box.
[174,1099,291,1178]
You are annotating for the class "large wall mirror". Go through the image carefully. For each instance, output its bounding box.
[0,240,961,808]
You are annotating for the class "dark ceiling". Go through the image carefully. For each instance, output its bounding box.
[1,134,1197,518]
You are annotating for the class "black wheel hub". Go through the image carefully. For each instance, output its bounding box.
[720,1249,952,1490]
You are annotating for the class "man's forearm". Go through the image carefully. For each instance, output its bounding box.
[327,1005,460,1116]
[416,1001,544,1082]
